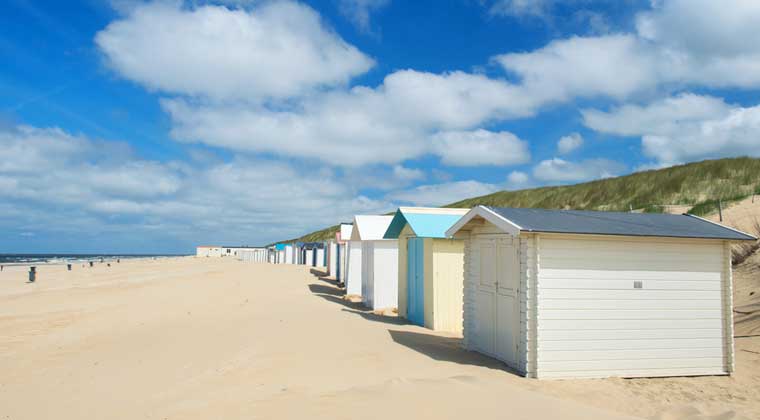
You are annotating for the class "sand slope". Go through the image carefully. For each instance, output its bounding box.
[0,258,757,420]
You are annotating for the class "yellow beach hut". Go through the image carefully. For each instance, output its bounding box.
[383,207,469,333]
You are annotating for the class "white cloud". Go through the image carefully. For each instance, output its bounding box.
[582,93,732,137]
[96,0,760,172]
[557,132,583,154]
[489,0,550,18]
[505,170,532,190]
[387,180,500,206]
[96,1,374,101]
[641,106,760,164]
[582,93,760,164]
[533,157,625,183]
[162,70,536,166]
[338,0,390,33]
[636,0,760,58]
[495,34,659,102]
[0,125,394,247]
[392,165,425,182]
[494,3,760,103]
[431,129,530,166]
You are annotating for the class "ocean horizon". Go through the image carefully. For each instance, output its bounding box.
[0,253,189,265]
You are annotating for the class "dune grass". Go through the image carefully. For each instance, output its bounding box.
[284,157,760,243]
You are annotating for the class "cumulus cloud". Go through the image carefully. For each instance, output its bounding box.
[582,94,732,137]
[505,170,532,190]
[494,2,760,103]
[431,129,530,166]
[0,125,393,248]
[533,157,625,183]
[338,0,390,33]
[96,1,374,101]
[162,70,536,166]
[95,0,760,173]
[495,34,659,102]
[557,132,583,154]
[392,165,425,182]
[582,93,760,164]
[387,180,500,206]
[488,0,550,18]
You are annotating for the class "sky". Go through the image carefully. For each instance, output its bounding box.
[1,0,760,253]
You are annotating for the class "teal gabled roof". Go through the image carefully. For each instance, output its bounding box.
[383,207,470,239]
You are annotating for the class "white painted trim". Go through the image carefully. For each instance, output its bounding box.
[724,241,735,374]
[683,213,757,240]
[445,206,522,237]
[399,206,470,215]
[531,234,540,378]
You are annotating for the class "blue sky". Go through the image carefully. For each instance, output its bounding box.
[2,0,760,253]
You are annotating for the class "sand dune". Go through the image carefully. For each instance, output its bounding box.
[0,258,757,420]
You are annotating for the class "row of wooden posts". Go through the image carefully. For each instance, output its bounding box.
[0,258,122,283]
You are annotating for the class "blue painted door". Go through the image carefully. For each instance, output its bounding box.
[336,244,341,280]
[407,238,425,326]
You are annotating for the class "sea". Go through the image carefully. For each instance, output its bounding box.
[0,254,188,266]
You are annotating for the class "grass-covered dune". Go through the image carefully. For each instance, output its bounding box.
[281,157,760,244]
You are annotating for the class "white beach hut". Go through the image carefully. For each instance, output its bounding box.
[328,240,338,277]
[447,206,756,379]
[316,246,326,268]
[284,244,294,264]
[348,215,397,310]
[337,223,353,285]
[345,216,393,297]
[196,246,222,257]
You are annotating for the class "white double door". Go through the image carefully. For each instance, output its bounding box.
[473,235,519,367]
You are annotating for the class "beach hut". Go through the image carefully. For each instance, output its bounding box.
[384,207,469,333]
[327,240,338,277]
[196,246,222,257]
[336,223,353,285]
[348,215,396,309]
[284,244,295,264]
[316,245,326,268]
[446,206,756,379]
[274,244,286,264]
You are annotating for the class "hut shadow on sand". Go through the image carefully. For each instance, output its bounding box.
[307,277,517,374]
[388,330,520,374]
[307,281,406,325]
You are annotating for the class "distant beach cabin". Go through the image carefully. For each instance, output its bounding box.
[447,206,757,379]
[236,247,268,262]
[384,207,469,333]
[327,240,338,276]
[196,246,222,257]
[337,223,353,285]
[348,215,397,310]
[284,244,295,264]
[316,245,326,268]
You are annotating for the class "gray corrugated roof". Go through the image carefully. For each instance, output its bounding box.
[486,207,756,241]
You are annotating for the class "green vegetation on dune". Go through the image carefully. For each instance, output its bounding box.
[447,157,760,212]
[283,157,760,243]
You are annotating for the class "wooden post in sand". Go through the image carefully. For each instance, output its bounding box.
[718,200,723,222]
[29,267,36,282]
[67,264,72,271]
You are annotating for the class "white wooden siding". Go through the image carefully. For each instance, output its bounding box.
[463,224,530,375]
[345,241,363,296]
[361,240,399,310]
[535,235,730,379]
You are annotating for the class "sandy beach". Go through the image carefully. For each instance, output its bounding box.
[0,257,757,420]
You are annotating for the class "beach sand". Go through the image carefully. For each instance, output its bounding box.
[0,257,757,420]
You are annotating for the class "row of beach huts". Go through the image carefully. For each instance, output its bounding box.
[196,205,756,379]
